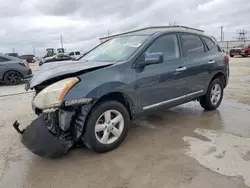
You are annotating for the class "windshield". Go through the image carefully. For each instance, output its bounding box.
[80,35,148,62]
[236,44,248,48]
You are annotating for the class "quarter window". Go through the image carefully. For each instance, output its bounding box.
[146,34,180,61]
[202,36,215,50]
[180,34,205,56]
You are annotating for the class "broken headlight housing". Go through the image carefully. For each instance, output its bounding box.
[34,77,79,109]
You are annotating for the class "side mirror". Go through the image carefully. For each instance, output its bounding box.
[136,52,164,68]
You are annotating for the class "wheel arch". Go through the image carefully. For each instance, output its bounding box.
[90,92,136,120]
[210,72,227,88]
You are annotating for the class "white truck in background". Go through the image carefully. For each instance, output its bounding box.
[68,51,81,59]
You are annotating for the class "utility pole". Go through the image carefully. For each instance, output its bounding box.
[60,34,64,49]
[12,48,15,53]
[32,44,36,56]
[108,30,110,36]
[220,26,224,41]
[169,22,176,26]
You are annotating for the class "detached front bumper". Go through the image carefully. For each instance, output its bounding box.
[13,104,92,158]
[14,114,73,158]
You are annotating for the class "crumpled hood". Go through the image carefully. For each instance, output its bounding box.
[27,60,114,89]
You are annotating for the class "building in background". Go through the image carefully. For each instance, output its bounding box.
[99,25,204,42]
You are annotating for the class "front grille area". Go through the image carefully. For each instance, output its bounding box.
[230,49,241,53]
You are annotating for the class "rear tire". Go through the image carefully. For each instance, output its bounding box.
[83,100,129,153]
[200,78,223,110]
[4,71,22,85]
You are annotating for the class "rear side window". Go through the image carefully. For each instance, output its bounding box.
[180,34,205,56]
[0,57,10,62]
[75,51,80,55]
[202,36,215,50]
[69,52,74,56]
[146,34,180,61]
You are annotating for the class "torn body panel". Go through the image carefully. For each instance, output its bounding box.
[14,104,93,158]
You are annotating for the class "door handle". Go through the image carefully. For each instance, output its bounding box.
[208,60,215,64]
[176,67,186,72]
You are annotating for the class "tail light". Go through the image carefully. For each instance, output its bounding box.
[225,55,229,64]
[19,60,30,68]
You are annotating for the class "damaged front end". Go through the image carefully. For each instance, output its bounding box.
[13,76,94,158]
[14,105,92,158]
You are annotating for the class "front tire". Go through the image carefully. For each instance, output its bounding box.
[83,101,129,153]
[200,78,224,110]
[230,54,234,57]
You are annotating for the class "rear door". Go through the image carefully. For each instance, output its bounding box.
[0,57,9,79]
[136,33,188,110]
[179,33,211,98]
[201,36,225,87]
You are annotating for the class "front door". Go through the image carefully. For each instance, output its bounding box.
[135,33,188,110]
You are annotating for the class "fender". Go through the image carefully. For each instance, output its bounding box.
[63,62,139,111]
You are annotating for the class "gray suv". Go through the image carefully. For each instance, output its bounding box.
[14,29,229,158]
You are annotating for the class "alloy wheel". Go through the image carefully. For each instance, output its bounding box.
[5,71,21,84]
[95,110,124,145]
[210,84,221,105]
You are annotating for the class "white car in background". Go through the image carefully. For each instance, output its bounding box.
[68,51,81,59]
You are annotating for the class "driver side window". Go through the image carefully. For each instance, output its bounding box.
[146,34,180,61]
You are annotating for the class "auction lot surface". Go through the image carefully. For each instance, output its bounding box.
[0,58,250,188]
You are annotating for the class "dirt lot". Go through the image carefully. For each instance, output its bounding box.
[0,58,250,188]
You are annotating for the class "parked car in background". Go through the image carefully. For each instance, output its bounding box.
[4,53,19,57]
[0,55,32,85]
[39,54,73,66]
[15,29,229,158]
[19,54,36,63]
[229,43,250,57]
[68,51,81,59]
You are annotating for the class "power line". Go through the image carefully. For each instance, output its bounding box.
[237,29,248,42]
